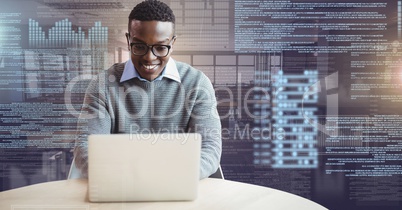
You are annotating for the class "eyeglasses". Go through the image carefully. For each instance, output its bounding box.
[129,36,176,57]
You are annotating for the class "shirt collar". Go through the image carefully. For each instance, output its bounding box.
[120,57,181,83]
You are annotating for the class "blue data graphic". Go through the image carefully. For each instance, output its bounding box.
[29,19,108,48]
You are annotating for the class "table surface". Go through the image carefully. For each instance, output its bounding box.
[0,178,328,210]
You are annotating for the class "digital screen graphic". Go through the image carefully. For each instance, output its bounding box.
[1,1,402,209]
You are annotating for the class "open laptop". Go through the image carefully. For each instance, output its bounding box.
[87,133,201,202]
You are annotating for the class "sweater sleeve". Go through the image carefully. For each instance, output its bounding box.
[73,72,112,178]
[187,75,222,179]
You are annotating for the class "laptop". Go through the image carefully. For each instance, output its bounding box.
[87,133,201,202]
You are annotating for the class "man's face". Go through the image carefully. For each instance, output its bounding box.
[127,20,175,81]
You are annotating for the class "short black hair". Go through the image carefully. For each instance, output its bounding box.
[128,0,175,31]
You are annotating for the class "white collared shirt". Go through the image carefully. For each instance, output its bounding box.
[120,57,181,83]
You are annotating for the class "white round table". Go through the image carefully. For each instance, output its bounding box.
[0,178,328,210]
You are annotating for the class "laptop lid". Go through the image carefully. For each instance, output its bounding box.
[88,133,201,202]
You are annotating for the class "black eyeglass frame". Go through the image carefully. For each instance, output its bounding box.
[126,33,176,58]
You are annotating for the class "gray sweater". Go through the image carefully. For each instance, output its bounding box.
[73,61,222,179]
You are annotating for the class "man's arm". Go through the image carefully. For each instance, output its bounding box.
[73,74,111,178]
[187,75,222,179]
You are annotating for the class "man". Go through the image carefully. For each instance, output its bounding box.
[73,0,222,179]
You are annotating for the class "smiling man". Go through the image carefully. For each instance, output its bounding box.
[73,0,222,179]
[127,20,175,81]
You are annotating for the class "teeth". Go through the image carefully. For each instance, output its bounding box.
[143,64,157,70]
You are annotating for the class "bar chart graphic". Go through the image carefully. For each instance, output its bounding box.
[29,18,108,48]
